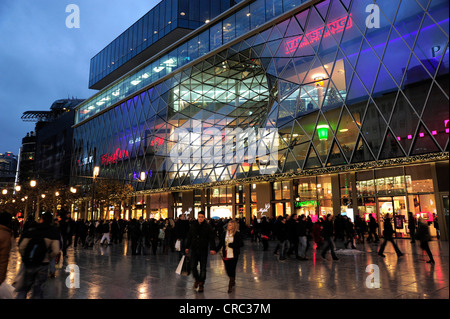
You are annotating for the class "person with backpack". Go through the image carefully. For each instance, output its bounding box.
[16,212,60,299]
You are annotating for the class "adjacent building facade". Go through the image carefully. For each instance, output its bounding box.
[72,0,449,239]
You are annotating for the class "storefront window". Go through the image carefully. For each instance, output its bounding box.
[405,164,434,193]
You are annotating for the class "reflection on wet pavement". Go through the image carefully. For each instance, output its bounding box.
[5,237,448,299]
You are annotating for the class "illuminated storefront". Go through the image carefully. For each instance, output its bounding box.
[71,0,448,238]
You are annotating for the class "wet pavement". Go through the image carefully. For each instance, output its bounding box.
[4,236,449,300]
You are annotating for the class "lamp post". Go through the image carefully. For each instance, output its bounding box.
[29,179,37,220]
[91,166,100,221]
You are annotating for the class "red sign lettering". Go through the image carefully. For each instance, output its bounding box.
[101,148,129,165]
[285,15,353,54]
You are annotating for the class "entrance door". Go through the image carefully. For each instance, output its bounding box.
[378,196,407,237]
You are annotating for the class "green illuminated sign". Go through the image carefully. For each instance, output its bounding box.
[294,200,318,208]
[317,125,329,140]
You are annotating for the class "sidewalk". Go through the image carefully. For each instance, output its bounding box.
[5,236,449,299]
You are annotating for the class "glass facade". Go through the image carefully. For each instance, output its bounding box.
[76,0,311,124]
[89,0,242,89]
[73,0,449,237]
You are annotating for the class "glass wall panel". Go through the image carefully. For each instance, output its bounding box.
[405,164,434,193]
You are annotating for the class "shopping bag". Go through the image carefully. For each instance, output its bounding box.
[175,255,185,275]
[175,239,181,251]
[0,282,15,299]
[181,255,191,276]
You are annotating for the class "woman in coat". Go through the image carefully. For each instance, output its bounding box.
[215,219,243,293]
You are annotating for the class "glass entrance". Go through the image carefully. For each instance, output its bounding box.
[378,196,408,237]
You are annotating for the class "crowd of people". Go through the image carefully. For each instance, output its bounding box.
[0,209,440,298]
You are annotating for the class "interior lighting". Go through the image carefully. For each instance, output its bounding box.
[153,66,164,72]
[205,20,210,23]
[317,125,329,141]
[419,132,425,138]
[407,135,413,140]
[431,130,437,135]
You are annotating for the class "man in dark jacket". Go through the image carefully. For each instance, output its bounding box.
[378,214,403,258]
[185,211,216,292]
[320,214,339,260]
[277,216,289,261]
[17,212,60,299]
[59,211,75,257]
[298,215,308,260]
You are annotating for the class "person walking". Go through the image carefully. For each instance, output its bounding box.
[298,215,308,260]
[408,212,417,243]
[0,212,13,288]
[416,217,435,264]
[367,214,379,243]
[344,216,356,249]
[174,214,190,261]
[320,214,339,261]
[277,216,289,261]
[378,213,403,258]
[260,216,271,251]
[215,220,244,293]
[16,212,60,299]
[59,211,75,257]
[185,211,216,293]
[287,214,300,259]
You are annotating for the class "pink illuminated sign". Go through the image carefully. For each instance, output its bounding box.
[101,148,129,165]
[285,15,353,54]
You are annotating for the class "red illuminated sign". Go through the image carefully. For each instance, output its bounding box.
[285,15,353,54]
[101,148,129,165]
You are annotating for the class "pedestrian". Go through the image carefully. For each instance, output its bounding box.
[312,218,324,250]
[355,215,366,243]
[127,219,141,255]
[378,213,403,258]
[277,216,289,261]
[416,217,435,264]
[320,214,339,261]
[48,218,62,278]
[287,214,300,259]
[408,212,417,243]
[185,211,216,293]
[59,211,75,257]
[433,214,440,239]
[344,216,356,249]
[260,216,271,251]
[272,216,282,255]
[367,214,379,243]
[0,212,13,288]
[16,212,60,299]
[215,220,244,293]
[298,214,308,260]
[100,220,111,245]
[174,214,190,261]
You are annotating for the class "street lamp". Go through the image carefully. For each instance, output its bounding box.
[2,189,7,195]
[30,180,37,188]
[91,166,100,221]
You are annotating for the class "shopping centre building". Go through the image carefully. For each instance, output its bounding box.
[71,0,449,239]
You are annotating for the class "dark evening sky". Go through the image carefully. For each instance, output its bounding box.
[0,0,158,154]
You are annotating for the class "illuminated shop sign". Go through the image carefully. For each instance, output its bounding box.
[294,200,318,208]
[285,15,353,54]
[101,148,129,165]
